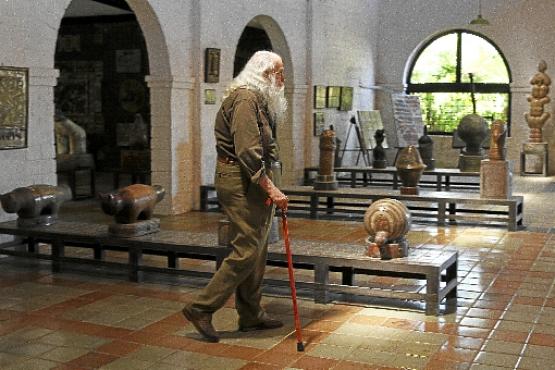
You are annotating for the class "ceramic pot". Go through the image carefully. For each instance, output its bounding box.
[395,146,426,189]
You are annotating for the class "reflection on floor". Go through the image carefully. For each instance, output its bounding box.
[0,175,554,369]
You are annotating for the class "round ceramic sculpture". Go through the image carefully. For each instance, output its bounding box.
[364,198,411,259]
[457,114,488,155]
[395,145,426,194]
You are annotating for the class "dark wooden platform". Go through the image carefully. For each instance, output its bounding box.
[304,166,480,191]
[0,220,458,315]
[282,185,524,231]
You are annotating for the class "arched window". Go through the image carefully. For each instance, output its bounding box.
[406,30,511,135]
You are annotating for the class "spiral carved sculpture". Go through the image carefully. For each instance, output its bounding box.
[363,198,411,260]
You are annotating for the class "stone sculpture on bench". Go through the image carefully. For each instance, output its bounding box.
[1,184,72,227]
[456,114,488,172]
[395,145,426,195]
[372,129,388,169]
[98,184,165,237]
[314,129,338,190]
[363,198,411,260]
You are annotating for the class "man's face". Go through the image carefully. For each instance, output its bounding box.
[267,58,285,88]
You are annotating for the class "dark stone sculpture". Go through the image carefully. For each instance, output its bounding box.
[395,146,426,195]
[418,126,435,170]
[457,114,488,172]
[99,184,165,237]
[1,184,72,227]
[372,129,387,169]
[364,198,411,260]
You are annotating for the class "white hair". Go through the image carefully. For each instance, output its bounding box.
[225,50,288,124]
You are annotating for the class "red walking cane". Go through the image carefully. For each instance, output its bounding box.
[280,209,305,352]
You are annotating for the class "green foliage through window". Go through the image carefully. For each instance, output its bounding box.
[407,30,511,134]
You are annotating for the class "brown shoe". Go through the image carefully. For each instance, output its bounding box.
[182,305,219,342]
[239,314,284,332]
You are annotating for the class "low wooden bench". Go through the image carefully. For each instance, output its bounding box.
[0,220,457,315]
[304,166,480,191]
[282,185,524,231]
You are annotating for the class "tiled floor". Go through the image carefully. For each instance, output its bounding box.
[0,175,554,369]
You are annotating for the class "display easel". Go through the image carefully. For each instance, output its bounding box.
[337,116,372,166]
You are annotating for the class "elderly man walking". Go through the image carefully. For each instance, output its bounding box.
[182,51,289,343]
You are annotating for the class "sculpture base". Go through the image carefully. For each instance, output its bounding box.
[17,215,58,228]
[314,174,338,190]
[422,158,435,170]
[459,154,483,172]
[480,160,512,199]
[400,186,419,195]
[367,238,408,260]
[520,142,548,176]
[372,160,388,169]
[109,218,160,238]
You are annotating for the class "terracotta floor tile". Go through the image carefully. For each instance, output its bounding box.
[125,330,166,345]
[432,345,478,363]
[239,362,283,370]
[490,330,529,343]
[529,332,555,347]
[95,339,142,356]
[383,317,421,331]
[334,360,381,369]
[157,334,206,351]
[349,315,388,326]
[445,335,485,350]
[63,351,117,368]
[252,348,302,367]
[219,344,264,361]
[304,319,344,332]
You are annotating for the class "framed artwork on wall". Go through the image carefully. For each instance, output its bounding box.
[339,86,353,111]
[326,86,341,108]
[0,66,28,150]
[314,85,326,109]
[205,48,221,83]
[204,89,217,105]
[313,112,325,136]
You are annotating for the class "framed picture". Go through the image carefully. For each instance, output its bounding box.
[313,112,325,136]
[313,85,326,109]
[204,89,217,105]
[205,48,221,83]
[0,66,28,150]
[339,86,353,111]
[326,86,341,108]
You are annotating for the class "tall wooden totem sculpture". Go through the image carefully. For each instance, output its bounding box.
[480,120,512,199]
[521,60,551,175]
[314,129,338,190]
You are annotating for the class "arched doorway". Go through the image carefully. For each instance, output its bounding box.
[53,0,180,213]
[233,15,296,184]
[55,0,151,197]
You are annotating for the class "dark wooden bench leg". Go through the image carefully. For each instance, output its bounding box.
[314,263,330,303]
[445,175,451,191]
[448,203,457,225]
[351,172,356,188]
[167,252,177,268]
[392,173,398,190]
[326,197,334,215]
[310,195,319,219]
[437,201,446,226]
[341,267,354,285]
[51,240,65,273]
[128,247,143,282]
[93,245,104,260]
[27,237,38,253]
[446,260,458,300]
[436,175,442,191]
[508,203,517,231]
[426,271,440,316]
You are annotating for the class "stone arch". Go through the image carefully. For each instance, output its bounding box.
[54,0,185,214]
[234,14,298,184]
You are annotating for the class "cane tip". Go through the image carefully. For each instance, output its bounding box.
[297,342,305,352]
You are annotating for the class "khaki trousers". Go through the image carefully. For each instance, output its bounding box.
[191,160,274,326]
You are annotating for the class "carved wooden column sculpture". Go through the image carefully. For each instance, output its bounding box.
[521,60,550,175]
[481,120,512,199]
[313,129,338,190]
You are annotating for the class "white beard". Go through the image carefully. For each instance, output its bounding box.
[264,75,288,125]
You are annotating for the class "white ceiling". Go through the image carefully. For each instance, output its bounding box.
[64,0,132,18]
